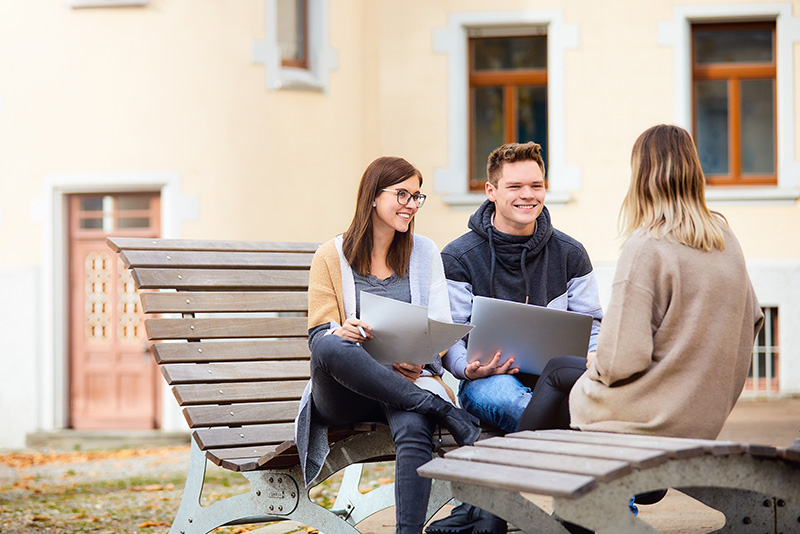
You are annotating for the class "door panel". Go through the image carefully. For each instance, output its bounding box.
[68,193,161,430]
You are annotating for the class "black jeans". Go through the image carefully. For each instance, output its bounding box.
[310,334,440,534]
[516,355,587,431]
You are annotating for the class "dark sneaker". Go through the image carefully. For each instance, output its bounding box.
[426,503,507,534]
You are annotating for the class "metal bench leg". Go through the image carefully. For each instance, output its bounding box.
[328,461,455,528]
[449,481,571,534]
[679,487,782,533]
[168,441,363,534]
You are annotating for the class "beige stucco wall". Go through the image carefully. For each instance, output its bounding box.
[0,0,798,447]
[2,0,798,265]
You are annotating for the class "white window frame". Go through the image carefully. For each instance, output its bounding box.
[433,11,579,207]
[252,0,338,93]
[658,2,800,204]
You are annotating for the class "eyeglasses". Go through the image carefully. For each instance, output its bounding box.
[381,188,427,208]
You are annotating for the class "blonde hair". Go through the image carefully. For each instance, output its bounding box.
[620,124,727,252]
[486,142,545,186]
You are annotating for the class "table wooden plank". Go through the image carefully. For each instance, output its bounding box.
[517,430,744,458]
[445,445,631,482]
[417,458,597,499]
[474,436,669,469]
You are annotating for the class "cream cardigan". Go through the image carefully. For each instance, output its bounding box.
[569,229,763,439]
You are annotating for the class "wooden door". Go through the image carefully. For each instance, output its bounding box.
[68,193,161,429]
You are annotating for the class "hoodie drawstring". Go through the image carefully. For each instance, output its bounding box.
[487,227,497,298]
[520,247,530,304]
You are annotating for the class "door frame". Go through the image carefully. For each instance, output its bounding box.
[40,172,195,432]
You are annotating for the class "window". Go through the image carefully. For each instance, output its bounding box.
[253,0,337,93]
[744,307,779,396]
[692,22,776,186]
[278,0,308,69]
[469,32,547,191]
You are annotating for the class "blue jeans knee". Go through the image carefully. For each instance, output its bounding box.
[458,374,531,433]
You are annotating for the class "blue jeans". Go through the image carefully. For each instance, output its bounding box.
[458,374,532,433]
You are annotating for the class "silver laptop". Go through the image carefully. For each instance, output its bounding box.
[466,296,592,375]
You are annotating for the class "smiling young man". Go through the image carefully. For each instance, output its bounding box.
[427,142,603,534]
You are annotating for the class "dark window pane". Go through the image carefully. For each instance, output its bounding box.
[695,80,729,175]
[80,218,103,230]
[473,36,546,70]
[278,0,306,64]
[471,86,505,184]
[740,79,775,174]
[118,217,150,229]
[118,197,150,211]
[694,27,772,64]
[517,85,548,170]
[80,197,104,211]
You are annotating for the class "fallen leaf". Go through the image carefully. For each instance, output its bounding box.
[139,520,169,528]
[30,515,52,522]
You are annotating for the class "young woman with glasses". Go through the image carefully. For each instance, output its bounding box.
[295,156,481,534]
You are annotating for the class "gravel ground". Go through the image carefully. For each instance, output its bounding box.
[0,447,394,534]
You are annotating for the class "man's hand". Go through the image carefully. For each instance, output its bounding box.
[586,351,597,369]
[465,350,519,380]
[393,362,423,382]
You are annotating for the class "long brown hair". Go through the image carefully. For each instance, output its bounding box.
[620,124,727,252]
[342,156,422,277]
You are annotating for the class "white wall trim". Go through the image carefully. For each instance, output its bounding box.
[433,10,580,208]
[252,0,339,93]
[658,2,800,201]
[35,172,197,433]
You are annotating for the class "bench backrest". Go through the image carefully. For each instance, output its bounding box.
[107,237,319,471]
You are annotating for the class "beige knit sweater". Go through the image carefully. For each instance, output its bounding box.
[569,228,763,439]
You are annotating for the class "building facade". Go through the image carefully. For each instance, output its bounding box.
[1,0,798,448]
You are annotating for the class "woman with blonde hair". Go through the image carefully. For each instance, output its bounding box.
[295,156,481,534]
[567,124,763,440]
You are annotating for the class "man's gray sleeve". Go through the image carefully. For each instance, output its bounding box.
[442,278,473,380]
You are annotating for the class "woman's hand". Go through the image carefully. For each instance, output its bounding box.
[465,350,519,380]
[393,362,423,382]
[333,317,373,343]
[586,351,597,369]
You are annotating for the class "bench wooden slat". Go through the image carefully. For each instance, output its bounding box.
[145,317,308,340]
[132,268,310,290]
[445,445,631,482]
[518,430,745,458]
[193,423,296,450]
[120,249,314,269]
[162,361,310,384]
[152,340,310,364]
[183,401,300,428]
[417,458,597,499]
[141,292,308,314]
[172,380,308,405]
[475,436,669,469]
[107,237,318,254]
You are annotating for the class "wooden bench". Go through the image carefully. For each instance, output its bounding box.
[418,429,800,533]
[107,237,499,534]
